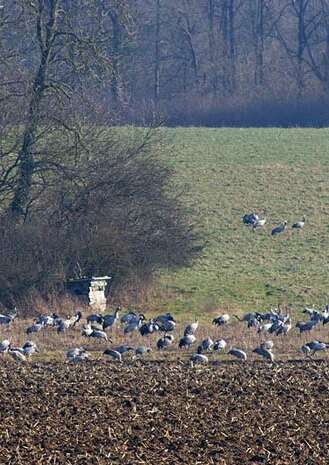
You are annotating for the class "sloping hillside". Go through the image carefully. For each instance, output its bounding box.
[157,128,329,315]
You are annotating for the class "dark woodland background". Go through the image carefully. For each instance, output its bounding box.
[102,0,329,127]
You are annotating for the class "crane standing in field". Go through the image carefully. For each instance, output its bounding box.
[212,314,230,327]
[271,221,288,236]
[184,321,199,336]
[3,297,329,365]
[242,213,259,225]
[292,216,306,229]
[253,217,266,230]
[253,341,275,363]
[0,308,17,326]
[190,346,209,366]
[228,348,247,362]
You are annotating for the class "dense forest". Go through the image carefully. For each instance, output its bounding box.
[2,1,329,126]
[106,0,329,126]
[126,0,329,125]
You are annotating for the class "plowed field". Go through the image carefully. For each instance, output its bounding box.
[0,360,328,464]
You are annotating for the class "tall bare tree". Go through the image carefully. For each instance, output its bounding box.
[253,0,265,85]
[0,0,132,219]
[154,0,161,107]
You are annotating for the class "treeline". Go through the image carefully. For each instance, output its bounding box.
[2,1,329,127]
[110,0,329,126]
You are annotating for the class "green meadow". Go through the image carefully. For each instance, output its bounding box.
[156,128,329,316]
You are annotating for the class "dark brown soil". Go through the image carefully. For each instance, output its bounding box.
[0,360,328,464]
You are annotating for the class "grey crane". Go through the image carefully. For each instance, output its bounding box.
[301,344,312,357]
[121,311,145,326]
[302,340,328,356]
[35,313,59,327]
[234,312,262,328]
[267,314,291,336]
[213,339,227,352]
[103,307,121,330]
[157,334,174,350]
[112,345,134,354]
[179,334,196,349]
[66,347,86,358]
[154,312,175,325]
[124,315,144,335]
[0,339,10,353]
[303,306,318,317]
[292,216,305,229]
[227,348,247,361]
[184,321,199,336]
[8,348,26,362]
[0,309,17,326]
[82,324,109,342]
[198,337,214,352]
[271,221,287,236]
[103,349,122,362]
[253,345,275,363]
[56,311,81,334]
[212,314,230,327]
[22,341,39,357]
[69,311,82,327]
[87,313,103,325]
[66,347,90,363]
[257,322,274,334]
[156,318,176,332]
[120,311,138,325]
[253,217,266,229]
[242,213,259,225]
[56,319,72,333]
[190,347,209,366]
[139,319,159,336]
[26,321,44,334]
[308,310,323,323]
[296,320,318,334]
[322,309,329,326]
[135,346,152,356]
[275,318,292,336]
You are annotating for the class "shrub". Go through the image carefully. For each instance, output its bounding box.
[0,128,200,307]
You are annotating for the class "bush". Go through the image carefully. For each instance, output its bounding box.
[0,128,200,307]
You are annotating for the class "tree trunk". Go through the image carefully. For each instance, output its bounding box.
[295,0,308,94]
[207,0,218,94]
[221,0,236,95]
[10,0,59,219]
[154,0,161,109]
[108,10,122,112]
[254,0,264,85]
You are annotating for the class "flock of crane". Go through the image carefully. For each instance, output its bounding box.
[0,210,312,365]
[0,304,328,365]
[242,212,306,235]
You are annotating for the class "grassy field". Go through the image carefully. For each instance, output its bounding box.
[155,128,329,317]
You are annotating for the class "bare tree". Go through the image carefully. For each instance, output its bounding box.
[303,0,329,90]
[221,0,236,95]
[154,0,161,107]
[0,0,132,219]
[3,0,329,131]
[176,1,201,89]
[253,0,265,85]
